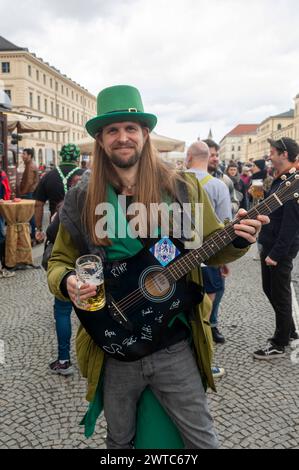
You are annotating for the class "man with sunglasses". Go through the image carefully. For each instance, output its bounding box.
[254,137,299,360]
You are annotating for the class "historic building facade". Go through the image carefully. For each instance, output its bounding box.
[219,124,258,163]
[0,36,96,165]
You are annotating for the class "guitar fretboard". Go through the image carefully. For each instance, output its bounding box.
[164,192,283,282]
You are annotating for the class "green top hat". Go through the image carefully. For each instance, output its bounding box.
[85,85,157,138]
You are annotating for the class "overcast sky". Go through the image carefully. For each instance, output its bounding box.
[1,0,299,145]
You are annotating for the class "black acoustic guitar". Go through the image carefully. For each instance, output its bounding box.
[74,171,299,361]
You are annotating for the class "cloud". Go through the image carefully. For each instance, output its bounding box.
[1,0,299,143]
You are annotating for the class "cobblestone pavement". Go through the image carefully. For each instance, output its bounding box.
[0,246,299,449]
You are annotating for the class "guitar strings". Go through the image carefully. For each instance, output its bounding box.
[111,177,297,313]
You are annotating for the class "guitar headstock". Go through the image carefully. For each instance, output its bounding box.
[275,168,299,205]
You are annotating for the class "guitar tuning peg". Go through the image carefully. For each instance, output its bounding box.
[297,199,299,204]
[281,175,287,180]
[286,181,291,186]
[294,193,299,198]
[295,174,299,180]
[289,167,296,174]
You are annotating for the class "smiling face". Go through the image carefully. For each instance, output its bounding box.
[97,121,149,169]
[269,146,287,172]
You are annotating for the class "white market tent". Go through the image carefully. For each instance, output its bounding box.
[77,131,185,154]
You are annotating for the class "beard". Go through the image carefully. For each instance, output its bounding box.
[110,148,141,168]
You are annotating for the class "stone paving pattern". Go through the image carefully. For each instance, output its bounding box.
[0,246,299,449]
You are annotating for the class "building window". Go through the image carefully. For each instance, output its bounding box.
[4,89,11,100]
[67,108,69,121]
[50,78,53,88]
[28,65,31,76]
[43,74,46,85]
[51,101,54,116]
[277,123,282,130]
[1,62,10,73]
[56,104,59,118]
[36,70,39,81]
[61,85,64,94]
[72,91,74,100]
[66,88,69,97]
[73,132,75,141]
[231,154,235,159]
[72,110,75,123]
[44,99,48,114]
[62,106,65,120]
[238,146,241,151]
[232,146,235,151]
[55,81,58,92]
[37,95,41,111]
[249,138,252,144]
[29,92,33,108]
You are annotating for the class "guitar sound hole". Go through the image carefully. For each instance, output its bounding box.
[144,271,171,298]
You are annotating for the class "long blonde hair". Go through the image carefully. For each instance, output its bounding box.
[83,136,183,245]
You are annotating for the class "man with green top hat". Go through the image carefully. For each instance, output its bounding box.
[47,84,268,448]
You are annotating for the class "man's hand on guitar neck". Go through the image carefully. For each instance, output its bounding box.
[233,209,269,244]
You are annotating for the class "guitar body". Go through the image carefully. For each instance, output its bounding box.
[74,246,202,361]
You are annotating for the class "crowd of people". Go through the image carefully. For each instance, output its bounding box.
[1,84,299,449]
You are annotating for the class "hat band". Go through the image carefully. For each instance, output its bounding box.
[105,108,139,114]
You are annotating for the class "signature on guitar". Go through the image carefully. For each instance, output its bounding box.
[105,330,116,338]
[111,263,128,278]
[122,336,138,347]
[141,307,154,316]
[170,299,181,310]
[155,314,164,323]
[103,344,125,356]
[141,325,153,341]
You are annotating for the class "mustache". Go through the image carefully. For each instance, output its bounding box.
[112,143,136,150]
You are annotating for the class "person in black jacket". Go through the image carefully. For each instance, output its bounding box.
[45,169,85,375]
[254,137,299,360]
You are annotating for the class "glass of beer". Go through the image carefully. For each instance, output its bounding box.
[75,254,106,311]
[251,179,264,203]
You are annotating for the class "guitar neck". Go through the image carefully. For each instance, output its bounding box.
[165,192,283,282]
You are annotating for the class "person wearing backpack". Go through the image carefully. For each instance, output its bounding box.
[34,143,82,243]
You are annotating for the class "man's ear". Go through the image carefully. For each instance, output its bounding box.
[96,132,104,149]
[142,127,150,140]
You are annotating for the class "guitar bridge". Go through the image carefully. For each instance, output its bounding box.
[107,298,133,332]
